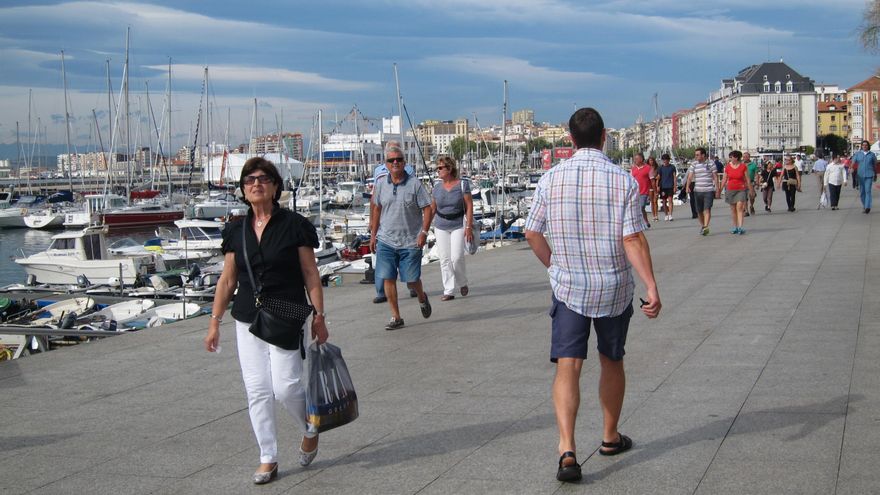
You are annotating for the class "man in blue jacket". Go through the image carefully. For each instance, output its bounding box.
[852,140,877,213]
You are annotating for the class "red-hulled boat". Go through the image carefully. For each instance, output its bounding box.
[101,202,185,229]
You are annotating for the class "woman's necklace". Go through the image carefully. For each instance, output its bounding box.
[255,214,270,228]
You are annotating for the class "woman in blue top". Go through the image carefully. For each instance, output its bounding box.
[431,156,474,300]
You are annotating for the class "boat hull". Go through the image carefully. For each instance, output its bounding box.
[14,257,151,285]
[24,213,65,229]
[101,210,184,228]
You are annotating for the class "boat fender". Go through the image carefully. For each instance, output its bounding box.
[147,316,165,327]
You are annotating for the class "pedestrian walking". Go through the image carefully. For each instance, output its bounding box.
[630,153,652,227]
[370,145,433,330]
[205,157,328,485]
[370,142,416,304]
[759,161,777,212]
[657,153,677,221]
[852,140,877,213]
[431,156,473,301]
[812,153,828,201]
[524,107,661,483]
[721,150,751,234]
[647,156,660,222]
[685,147,720,235]
[824,156,847,210]
[778,156,801,212]
[744,152,759,216]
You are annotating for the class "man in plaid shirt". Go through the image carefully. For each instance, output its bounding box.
[525,107,661,483]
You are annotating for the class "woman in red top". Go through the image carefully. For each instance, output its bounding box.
[721,150,751,234]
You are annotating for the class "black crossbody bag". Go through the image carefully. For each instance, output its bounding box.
[241,223,313,355]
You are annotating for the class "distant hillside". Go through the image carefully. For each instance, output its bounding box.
[0,142,71,163]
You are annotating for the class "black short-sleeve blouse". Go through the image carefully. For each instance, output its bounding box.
[221,205,319,323]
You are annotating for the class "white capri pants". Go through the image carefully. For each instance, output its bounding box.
[435,226,468,296]
[236,319,316,464]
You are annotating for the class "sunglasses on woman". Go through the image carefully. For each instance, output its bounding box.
[243,175,274,185]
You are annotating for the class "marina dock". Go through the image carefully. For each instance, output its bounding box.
[1,180,878,494]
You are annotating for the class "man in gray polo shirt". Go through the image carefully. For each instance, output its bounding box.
[370,145,433,330]
[685,147,720,236]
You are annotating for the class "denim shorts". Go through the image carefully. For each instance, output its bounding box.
[639,194,649,209]
[693,191,715,212]
[549,296,633,362]
[375,241,422,283]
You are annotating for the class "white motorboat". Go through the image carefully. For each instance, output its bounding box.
[15,226,164,285]
[0,194,41,229]
[191,191,246,219]
[329,181,367,208]
[157,219,224,252]
[107,238,215,269]
[64,194,127,227]
[23,208,65,229]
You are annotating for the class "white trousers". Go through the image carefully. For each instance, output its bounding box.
[236,320,315,464]
[435,227,468,296]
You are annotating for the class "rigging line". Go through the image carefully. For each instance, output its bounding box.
[400,102,428,177]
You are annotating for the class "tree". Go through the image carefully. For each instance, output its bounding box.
[448,136,477,161]
[860,0,880,53]
[817,134,849,158]
[524,137,552,151]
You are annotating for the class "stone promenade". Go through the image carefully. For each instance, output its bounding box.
[1,178,878,494]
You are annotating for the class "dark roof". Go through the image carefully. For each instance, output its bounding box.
[733,62,814,94]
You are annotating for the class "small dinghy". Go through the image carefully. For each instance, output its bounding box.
[77,299,156,330]
[126,302,203,329]
[9,297,97,327]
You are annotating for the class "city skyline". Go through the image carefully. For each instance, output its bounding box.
[0,0,875,155]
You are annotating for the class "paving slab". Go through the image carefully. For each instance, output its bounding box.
[1,178,878,494]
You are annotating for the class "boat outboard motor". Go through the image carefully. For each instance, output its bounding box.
[59,312,77,329]
[186,264,201,283]
[76,275,91,288]
[25,274,37,287]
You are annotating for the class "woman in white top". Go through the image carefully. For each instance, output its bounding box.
[824,157,848,210]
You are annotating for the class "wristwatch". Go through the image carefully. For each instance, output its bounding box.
[313,310,326,318]
[419,230,428,236]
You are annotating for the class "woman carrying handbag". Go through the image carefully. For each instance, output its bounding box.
[431,156,474,300]
[205,157,328,485]
[778,156,801,212]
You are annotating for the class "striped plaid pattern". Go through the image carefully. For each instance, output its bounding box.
[524,148,645,318]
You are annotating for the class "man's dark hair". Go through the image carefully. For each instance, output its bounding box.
[695,147,707,156]
[568,108,604,149]
[661,153,670,161]
[862,140,871,147]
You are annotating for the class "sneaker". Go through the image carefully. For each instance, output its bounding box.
[701,227,710,236]
[385,317,405,330]
[372,296,387,304]
[730,228,738,234]
[419,295,432,319]
[738,228,746,235]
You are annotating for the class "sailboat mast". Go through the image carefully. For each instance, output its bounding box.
[61,50,74,192]
[167,59,172,198]
[393,63,405,164]
[123,27,132,202]
[106,59,113,165]
[318,109,324,224]
[499,80,509,241]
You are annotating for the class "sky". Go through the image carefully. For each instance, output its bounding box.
[0,0,877,156]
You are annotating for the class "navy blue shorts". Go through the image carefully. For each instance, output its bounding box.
[549,296,633,362]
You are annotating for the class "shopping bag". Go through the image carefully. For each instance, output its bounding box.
[818,191,828,209]
[465,223,480,255]
[306,343,358,433]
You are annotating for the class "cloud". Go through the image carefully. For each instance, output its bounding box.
[422,55,612,91]
[146,64,374,92]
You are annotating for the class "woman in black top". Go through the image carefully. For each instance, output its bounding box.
[205,157,328,485]
[778,156,802,212]
[759,161,777,212]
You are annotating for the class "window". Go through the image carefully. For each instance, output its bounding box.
[83,235,102,261]
[775,81,781,93]
[786,81,793,92]
[831,115,836,122]
[763,81,770,92]
[49,238,76,250]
